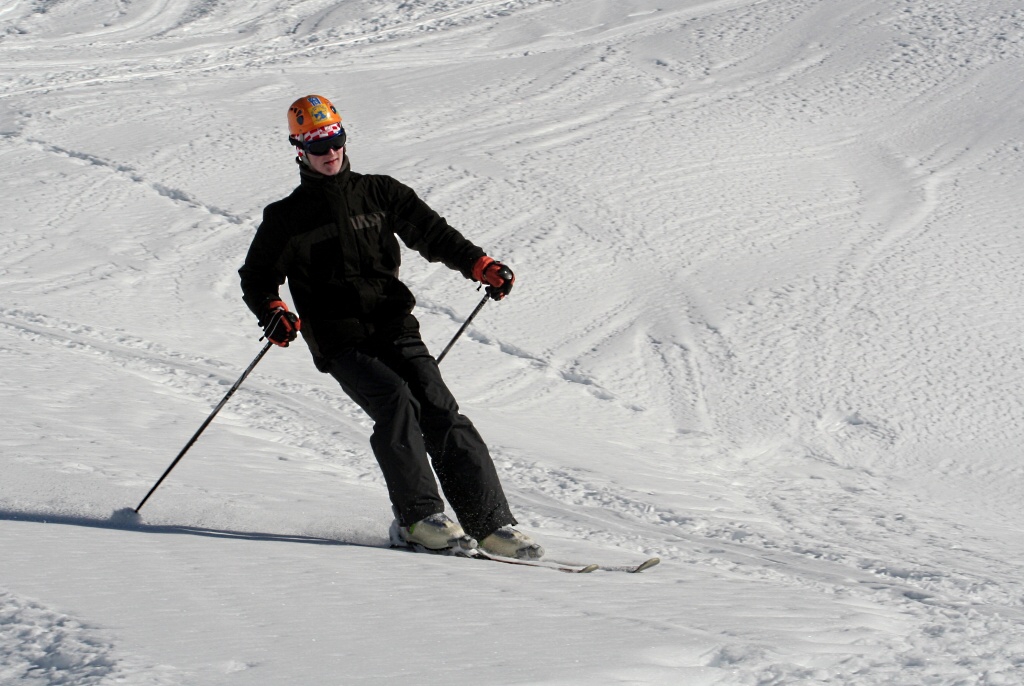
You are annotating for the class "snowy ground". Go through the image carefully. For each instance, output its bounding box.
[2,0,1024,683]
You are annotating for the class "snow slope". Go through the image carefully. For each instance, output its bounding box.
[2,0,1023,683]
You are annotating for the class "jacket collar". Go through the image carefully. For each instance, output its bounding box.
[298,155,352,187]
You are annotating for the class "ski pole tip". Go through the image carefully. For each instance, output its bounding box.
[110,507,142,526]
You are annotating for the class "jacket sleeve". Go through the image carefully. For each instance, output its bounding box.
[239,203,292,324]
[386,178,485,279]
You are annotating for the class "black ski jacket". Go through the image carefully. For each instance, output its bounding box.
[240,158,485,370]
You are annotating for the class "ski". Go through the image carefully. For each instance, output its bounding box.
[601,557,661,573]
[391,541,596,572]
[471,552,661,574]
[392,541,659,574]
[471,549,600,574]
[467,551,660,574]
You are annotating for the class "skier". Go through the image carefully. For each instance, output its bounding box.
[239,94,543,560]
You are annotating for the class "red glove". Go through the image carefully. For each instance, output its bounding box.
[472,256,515,300]
[261,300,301,347]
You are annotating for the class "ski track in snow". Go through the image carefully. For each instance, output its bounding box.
[3,0,1024,683]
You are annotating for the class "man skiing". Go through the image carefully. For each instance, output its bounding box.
[239,94,543,560]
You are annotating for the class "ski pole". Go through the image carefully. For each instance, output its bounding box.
[133,340,274,513]
[435,292,490,364]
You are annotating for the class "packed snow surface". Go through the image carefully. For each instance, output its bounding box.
[2,0,1024,684]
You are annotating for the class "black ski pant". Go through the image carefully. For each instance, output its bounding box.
[326,333,515,541]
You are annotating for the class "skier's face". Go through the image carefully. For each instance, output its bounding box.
[307,145,344,176]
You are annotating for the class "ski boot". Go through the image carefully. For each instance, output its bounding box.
[478,526,544,560]
[390,512,477,554]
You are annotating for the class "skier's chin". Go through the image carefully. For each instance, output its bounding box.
[310,154,343,176]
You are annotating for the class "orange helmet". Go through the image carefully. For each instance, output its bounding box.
[287,94,343,146]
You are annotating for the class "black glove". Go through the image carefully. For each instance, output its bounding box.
[260,300,301,347]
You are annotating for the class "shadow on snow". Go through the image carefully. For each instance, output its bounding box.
[0,508,382,548]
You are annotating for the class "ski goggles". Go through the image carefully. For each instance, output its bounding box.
[304,130,347,156]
